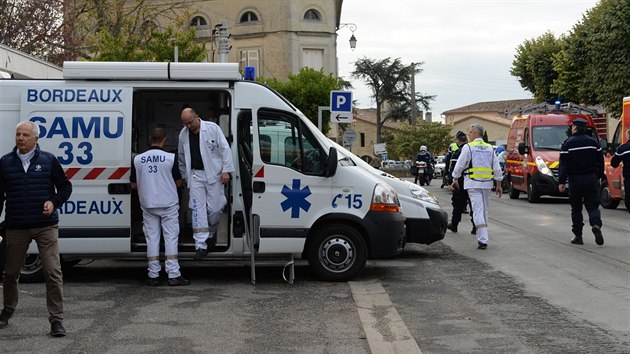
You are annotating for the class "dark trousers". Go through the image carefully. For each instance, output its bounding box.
[450,184,473,226]
[3,225,64,322]
[568,174,602,236]
[624,176,629,214]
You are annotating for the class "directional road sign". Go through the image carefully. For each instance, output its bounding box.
[330,90,353,123]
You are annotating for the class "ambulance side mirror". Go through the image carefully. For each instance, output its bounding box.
[517,142,528,155]
[325,147,338,177]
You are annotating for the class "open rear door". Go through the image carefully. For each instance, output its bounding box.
[20,84,133,253]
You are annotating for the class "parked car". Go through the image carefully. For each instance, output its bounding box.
[434,155,446,177]
[332,141,448,245]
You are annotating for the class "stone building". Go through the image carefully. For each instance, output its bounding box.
[442,99,535,145]
[153,0,344,79]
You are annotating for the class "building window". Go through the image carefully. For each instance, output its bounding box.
[240,50,260,77]
[190,16,208,27]
[360,133,365,147]
[240,11,259,23]
[304,9,321,21]
[302,49,323,70]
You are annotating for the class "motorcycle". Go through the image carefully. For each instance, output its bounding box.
[414,161,432,186]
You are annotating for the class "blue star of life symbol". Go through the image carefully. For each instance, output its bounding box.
[280,179,312,218]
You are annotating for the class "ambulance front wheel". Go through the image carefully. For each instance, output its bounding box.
[307,224,367,282]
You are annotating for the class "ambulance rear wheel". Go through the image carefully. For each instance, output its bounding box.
[307,224,367,282]
[20,254,44,283]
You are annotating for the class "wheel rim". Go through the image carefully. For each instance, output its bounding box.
[319,236,355,273]
[22,254,42,275]
[601,185,611,204]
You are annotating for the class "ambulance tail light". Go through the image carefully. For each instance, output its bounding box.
[535,156,553,177]
[370,184,400,213]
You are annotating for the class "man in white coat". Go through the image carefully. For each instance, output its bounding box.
[132,127,189,286]
[451,123,503,249]
[179,108,234,260]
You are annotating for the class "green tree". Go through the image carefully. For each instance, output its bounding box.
[387,122,452,160]
[91,23,205,62]
[351,57,432,143]
[510,32,563,103]
[553,0,630,117]
[511,0,630,117]
[259,67,349,134]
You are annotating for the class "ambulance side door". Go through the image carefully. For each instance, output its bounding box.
[21,84,133,253]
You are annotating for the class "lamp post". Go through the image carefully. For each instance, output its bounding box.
[337,23,358,50]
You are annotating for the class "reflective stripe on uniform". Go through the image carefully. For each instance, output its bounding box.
[466,140,494,181]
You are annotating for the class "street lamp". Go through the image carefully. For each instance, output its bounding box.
[337,23,358,50]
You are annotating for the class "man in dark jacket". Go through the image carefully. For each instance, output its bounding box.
[558,118,604,245]
[0,121,72,336]
[610,126,630,214]
[447,131,476,234]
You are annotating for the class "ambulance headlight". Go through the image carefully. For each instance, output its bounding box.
[535,156,553,177]
[370,184,400,212]
[409,185,439,205]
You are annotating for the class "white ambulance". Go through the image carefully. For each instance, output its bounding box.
[0,62,406,283]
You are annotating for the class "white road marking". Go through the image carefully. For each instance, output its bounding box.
[349,280,422,354]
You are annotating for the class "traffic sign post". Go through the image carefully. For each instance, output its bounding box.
[330,90,353,123]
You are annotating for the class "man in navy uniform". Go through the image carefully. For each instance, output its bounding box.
[558,118,605,245]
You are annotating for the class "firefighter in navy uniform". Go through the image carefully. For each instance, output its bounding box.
[610,126,630,215]
[558,118,605,245]
[446,131,475,233]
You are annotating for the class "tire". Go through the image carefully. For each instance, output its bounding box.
[20,254,44,283]
[599,179,620,209]
[307,224,367,282]
[527,179,541,203]
[508,181,520,199]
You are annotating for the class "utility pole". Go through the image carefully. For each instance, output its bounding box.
[410,62,417,126]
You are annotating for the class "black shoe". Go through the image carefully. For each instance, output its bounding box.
[571,236,584,245]
[471,226,477,235]
[592,226,604,245]
[168,276,191,286]
[145,277,160,286]
[0,309,13,328]
[205,236,217,250]
[447,223,458,233]
[50,320,66,337]
[477,242,487,250]
[194,248,208,260]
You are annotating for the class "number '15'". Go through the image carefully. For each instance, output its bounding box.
[332,194,362,209]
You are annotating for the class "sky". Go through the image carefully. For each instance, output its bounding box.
[336,0,600,122]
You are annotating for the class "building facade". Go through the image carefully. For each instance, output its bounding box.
[157,0,343,80]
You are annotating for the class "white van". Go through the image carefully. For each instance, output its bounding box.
[331,142,448,245]
[0,61,406,282]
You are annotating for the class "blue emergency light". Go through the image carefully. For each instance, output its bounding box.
[244,66,255,81]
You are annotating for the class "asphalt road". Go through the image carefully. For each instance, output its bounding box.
[0,182,628,353]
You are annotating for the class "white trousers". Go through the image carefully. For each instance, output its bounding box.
[468,188,490,245]
[190,169,226,250]
[142,204,181,279]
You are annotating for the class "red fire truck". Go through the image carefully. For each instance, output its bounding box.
[600,97,630,209]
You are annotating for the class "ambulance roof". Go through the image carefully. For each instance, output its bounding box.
[63,61,242,81]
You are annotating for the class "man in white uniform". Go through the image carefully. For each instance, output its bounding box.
[131,127,189,286]
[451,123,503,249]
[178,108,234,260]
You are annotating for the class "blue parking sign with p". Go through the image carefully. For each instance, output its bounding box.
[331,91,352,113]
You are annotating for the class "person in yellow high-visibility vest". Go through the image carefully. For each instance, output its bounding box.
[451,123,503,249]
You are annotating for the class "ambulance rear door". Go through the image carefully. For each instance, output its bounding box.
[21,84,133,253]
